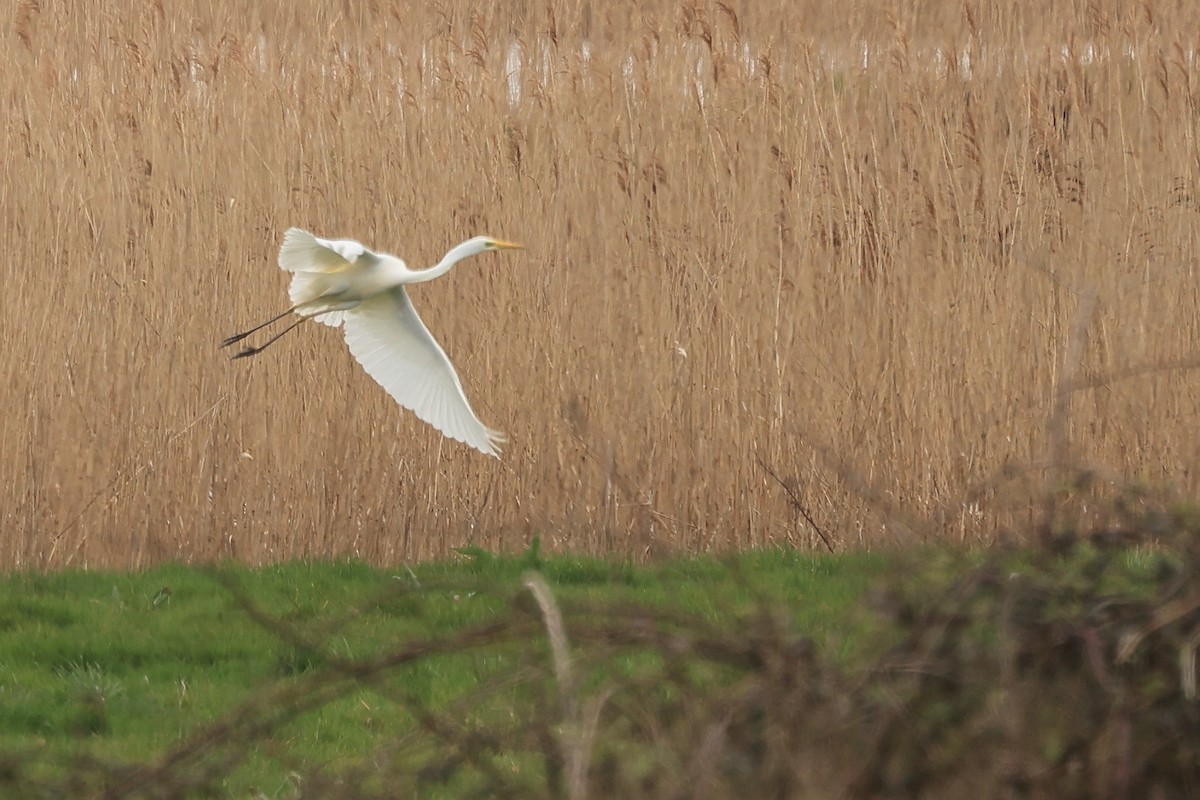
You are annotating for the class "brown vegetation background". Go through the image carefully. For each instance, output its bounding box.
[3,0,1200,568]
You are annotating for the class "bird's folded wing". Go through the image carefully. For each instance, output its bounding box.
[278,228,368,272]
[341,287,505,457]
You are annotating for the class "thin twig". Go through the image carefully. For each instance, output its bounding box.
[756,456,835,552]
[1039,287,1097,543]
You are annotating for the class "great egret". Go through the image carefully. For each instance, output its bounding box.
[223,228,524,458]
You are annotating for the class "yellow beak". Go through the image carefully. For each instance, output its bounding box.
[491,239,524,250]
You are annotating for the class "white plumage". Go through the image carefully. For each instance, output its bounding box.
[342,285,505,456]
[224,228,523,458]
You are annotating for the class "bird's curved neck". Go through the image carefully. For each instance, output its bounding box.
[409,241,479,284]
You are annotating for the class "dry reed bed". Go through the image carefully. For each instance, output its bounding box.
[2,0,1199,567]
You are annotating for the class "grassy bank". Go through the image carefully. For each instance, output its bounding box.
[0,548,887,795]
[0,527,1196,797]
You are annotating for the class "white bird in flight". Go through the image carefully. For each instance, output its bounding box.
[223,228,524,457]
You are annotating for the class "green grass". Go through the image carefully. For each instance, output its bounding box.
[0,548,891,795]
[0,537,1189,797]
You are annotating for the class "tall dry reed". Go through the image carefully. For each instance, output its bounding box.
[3,0,1200,567]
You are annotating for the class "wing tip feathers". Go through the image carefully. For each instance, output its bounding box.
[481,427,506,459]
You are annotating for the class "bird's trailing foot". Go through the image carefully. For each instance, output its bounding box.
[223,316,309,359]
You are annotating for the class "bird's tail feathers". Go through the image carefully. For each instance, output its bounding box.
[288,271,348,328]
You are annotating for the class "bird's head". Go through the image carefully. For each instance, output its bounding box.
[437,236,524,272]
[476,236,524,254]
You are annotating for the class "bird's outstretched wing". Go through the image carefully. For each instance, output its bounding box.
[279,228,376,328]
[342,287,505,458]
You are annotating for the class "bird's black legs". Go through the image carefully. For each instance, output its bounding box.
[221,306,299,348]
[223,307,313,359]
[228,316,312,359]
